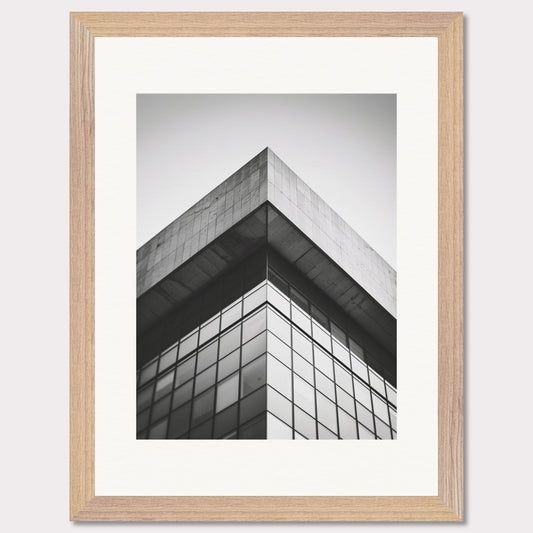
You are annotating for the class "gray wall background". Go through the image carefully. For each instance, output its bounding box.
[137,94,397,268]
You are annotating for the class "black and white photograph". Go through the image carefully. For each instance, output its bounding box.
[136,94,397,440]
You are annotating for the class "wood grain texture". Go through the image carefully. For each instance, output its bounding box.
[69,11,463,522]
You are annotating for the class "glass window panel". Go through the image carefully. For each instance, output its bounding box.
[386,384,397,406]
[196,340,218,373]
[267,283,290,316]
[318,423,337,439]
[348,337,364,359]
[268,268,289,296]
[294,406,316,439]
[389,407,397,431]
[293,374,316,418]
[330,322,347,347]
[137,408,150,431]
[168,402,191,438]
[351,355,369,383]
[239,386,266,424]
[220,301,241,330]
[195,365,216,396]
[267,413,293,439]
[242,331,266,366]
[267,355,292,399]
[178,330,198,359]
[172,379,193,410]
[310,305,328,329]
[316,391,337,434]
[315,370,335,400]
[199,315,220,345]
[291,304,311,334]
[243,283,267,315]
[267,307,291,345]
[369,369,387,396]
[294,431,306,440]
[292,328,313,361]
[334,363,352,393]
[137,384,153,413]
[139,359,157,385]
[159,346,177,372]
[216,372,239,413]
[336,386,356,418]
[191,388,215,427]
[338,409,358,439]
[332,340,351,367]
[149,418,168,439]
[392,429,397,439]
[190,418,212,439]
[358,423,375,440]
[242,306,267,344]
[314,345,334,379]
[154,370,175,401]
[267,386,292,427]
[356,401,374,432]
[239,414,266,439]
[375,417,392,439]
[214,403,238,438]
[372,393,389,423]
[312,320,331,351]
[219,325,241,359]
[217,349,240,381]
[175,356,196,387]
[293,353,314,385]
[290,287,308,312]
[241,355,266,397]
[152,394,172,422]
[353,377,372,409]
[267,332,291,367]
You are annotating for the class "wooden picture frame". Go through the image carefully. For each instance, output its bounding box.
[70,12,463,521]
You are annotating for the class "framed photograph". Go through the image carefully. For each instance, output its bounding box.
[70,12,463,521]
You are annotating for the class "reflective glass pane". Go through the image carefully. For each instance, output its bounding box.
[241,355,266,397]
[221,301,241,330]
[152,394,171,422]
[318,423,337,439]
[149,418,168,439]
[267,332,291,367]
[372,393,389,423]
[314,345,333,379]
[242,307,266,344]
[356,402,374,432]
[168,402,191,438]
[358,423,375,439]
[137,408,150,431]
[353,377,372,409]
[216,372,239,413]
[137,384,153,413]
[139,359,157,385]
[190,418,212,439]
[243,284,267,315]
[154,370,175,401]
[241,331,266,366]
[332,340,351,367]
[294,406,316,439]
[239,414,266,439]
[375,417,392,439]
[267,283,290,316]
[330,322,347,347]
[316,392,337,434]
[312,320,331,351]
[338,409,358,439]
[267,308,291,345]
[172,379,193,410]
[389,407,397,431]
[349,337,364,359]
[214,403,238,438]
[310,305,328,329]
[240,386,266,424]
[334,363,352,393]
[294,432,306,440]
[175,356,196,387]
[292,328,313,361]
[267,354,292,399]
[386,384,397,407]
[217,349,239,381]
[267,386,292,427]
[291,304,311,334]
[179,330,198,359]
[199,315,220,345]
[195,365,216,395]
[219,325,241,359]
[369,369,386,396]
[293,353,314,385]
[293,374,315,417]
[267,413,293,439]
[196,340,218,373]
[315,370,335,400]
[191,388,215,427]
[336,386,356,418]
[351,355,369,383]
[159,346,177,372]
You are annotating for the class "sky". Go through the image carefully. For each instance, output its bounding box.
[137,94,396,268]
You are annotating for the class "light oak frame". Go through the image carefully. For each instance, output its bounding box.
[70,12,463,522]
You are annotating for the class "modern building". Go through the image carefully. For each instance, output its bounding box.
[137,148,397,440]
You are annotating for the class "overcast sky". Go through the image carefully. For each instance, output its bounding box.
[137,94,396,268]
